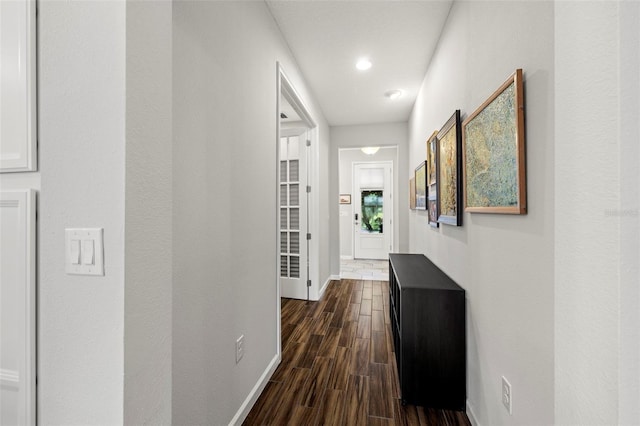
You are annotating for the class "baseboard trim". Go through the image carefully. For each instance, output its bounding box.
[318,275,341,299]
[340,255,353,260]
[466,399,481,426]
[228,352,280,426]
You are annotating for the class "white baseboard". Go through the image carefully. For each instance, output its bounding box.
[466,399,481,426]
[228,352,280,426]
[318,275,340,299]
[340,255,353,260]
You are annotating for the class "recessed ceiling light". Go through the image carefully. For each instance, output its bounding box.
[385,89,403,100]
[356,58,372,71]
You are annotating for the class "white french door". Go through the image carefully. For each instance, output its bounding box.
[353,162,392,260]
[279,129,309,300]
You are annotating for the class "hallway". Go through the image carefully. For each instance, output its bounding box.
[243,279,470,425]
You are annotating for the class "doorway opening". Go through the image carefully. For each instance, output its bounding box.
[338,147,398,280]
[353,162,392,260]
[276,63,318,358]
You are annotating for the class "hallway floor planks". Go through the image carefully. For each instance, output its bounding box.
[243,279,471,426]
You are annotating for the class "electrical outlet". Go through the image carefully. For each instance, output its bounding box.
[236,335,245,364]
[502,376,512,414]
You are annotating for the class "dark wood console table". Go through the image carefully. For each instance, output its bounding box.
[388,253,466,410]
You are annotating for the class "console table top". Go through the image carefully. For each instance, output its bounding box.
[389,253,464,292]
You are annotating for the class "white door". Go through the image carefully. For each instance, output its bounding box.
[354,162,392,260]
[279,129,309,300]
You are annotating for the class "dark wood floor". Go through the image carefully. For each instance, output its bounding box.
[243,279,471,426]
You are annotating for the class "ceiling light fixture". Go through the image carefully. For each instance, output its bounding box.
[385,89,404,100]
[356,58,372,71]
[361,147,380,155]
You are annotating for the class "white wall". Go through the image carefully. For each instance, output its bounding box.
[408,2,554,425]
[36,2,175,423]
[124,1,173,423]
[172,2,330,424]
[555,1,640,424]
[338,147,399,258]
[330,123,408,273]
[38,1,126,423]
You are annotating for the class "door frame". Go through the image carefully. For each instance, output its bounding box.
[351,161,394,259]
[276,63,318,358]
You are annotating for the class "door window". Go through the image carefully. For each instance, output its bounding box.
[361,190,383,233]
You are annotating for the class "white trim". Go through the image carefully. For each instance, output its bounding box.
[0,0,37,172]
[340,255,354,260]
[276,62,319,359]
[466,399,481,426]
[318,276,340,300]
[228,353,280,426]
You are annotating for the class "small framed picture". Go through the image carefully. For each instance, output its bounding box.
[437,110,462,226]
[415,161,427,210]
[339,194,351,204]
[409,177,416,210]
[428,196,439,228]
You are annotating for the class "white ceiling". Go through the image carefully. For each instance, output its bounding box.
[266,0,453,127]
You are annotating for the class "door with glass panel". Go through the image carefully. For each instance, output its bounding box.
[279,129,309,300]
[353,162,392,260]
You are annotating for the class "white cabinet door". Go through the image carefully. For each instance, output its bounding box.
[1,190,36,425]
[0,0,37,172]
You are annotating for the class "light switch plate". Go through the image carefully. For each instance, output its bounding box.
[65,228,104,276]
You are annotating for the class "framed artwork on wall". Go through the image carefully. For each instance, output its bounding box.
[426,131,439,227]
[409,177,416,210]
[462,69,526,214]
[426,131,438,187]
[339,194,351,204]
[428,195,439,227]
[415,161,427,210]
[436,110,463,226]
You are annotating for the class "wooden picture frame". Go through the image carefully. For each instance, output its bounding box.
[409,177,416,210]
[415,161,427,210]
[462,69,526,214]
[426,131,438,187]
[436,110,463,226]
[428,195,439,228]
[339,194,351,205]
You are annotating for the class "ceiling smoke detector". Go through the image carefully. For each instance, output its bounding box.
[385,89,403,100]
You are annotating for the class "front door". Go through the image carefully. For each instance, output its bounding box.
[353,162,392,260]
[279,129,309,300]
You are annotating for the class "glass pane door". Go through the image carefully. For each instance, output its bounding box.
[361,190,383,234]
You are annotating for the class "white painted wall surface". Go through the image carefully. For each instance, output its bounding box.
[124,1,173,423]
[330,123,409,274]
[38,1,126,423]
[172,2,330,424]
[408,2,554,424]
[338,147,399,258]
[555,2,640,424]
